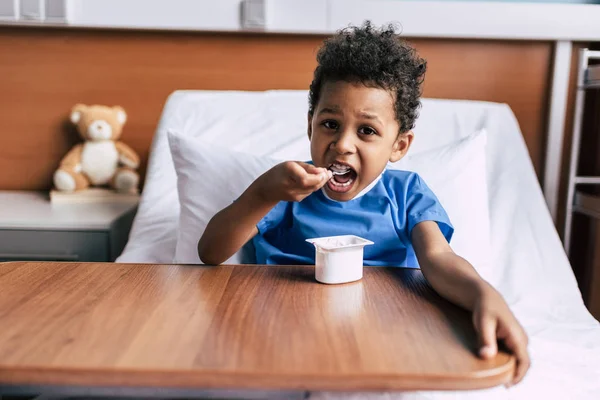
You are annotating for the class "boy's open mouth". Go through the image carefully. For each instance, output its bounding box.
[327,162,357,193]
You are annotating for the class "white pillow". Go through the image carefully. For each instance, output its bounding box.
[169,131,279,264]
[169,129,491,271]
[390,129,491,271]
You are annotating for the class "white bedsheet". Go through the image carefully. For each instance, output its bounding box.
[118,90,600,399]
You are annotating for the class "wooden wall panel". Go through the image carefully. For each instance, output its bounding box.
[0,27,552,190]
[0,28,322,191]
[415,39,552,178]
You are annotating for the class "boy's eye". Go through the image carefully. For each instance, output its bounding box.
[359,126,377,136]
[322,120,339,130]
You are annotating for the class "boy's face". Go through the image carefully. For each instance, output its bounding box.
[308,80,413,201]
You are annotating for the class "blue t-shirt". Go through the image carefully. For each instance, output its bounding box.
[252,169,453,268]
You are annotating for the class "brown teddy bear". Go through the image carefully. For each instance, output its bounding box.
[53,104,140,193]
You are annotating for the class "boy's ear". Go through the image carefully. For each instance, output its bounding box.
[307,113,313,140]
[389,131,414,163]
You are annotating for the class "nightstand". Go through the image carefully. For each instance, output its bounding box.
[0,191,138,262]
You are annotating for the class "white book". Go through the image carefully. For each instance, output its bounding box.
[50,188,140,205]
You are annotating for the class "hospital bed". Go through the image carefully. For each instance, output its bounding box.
[117,90,600,399]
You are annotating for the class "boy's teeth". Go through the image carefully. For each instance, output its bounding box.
[330,163,351,173]
[332,170,349,176]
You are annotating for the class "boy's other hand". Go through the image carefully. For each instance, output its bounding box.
[472,287,530,387]
[256,161,332,203]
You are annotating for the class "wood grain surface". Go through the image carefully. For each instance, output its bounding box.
[0,262,514,392]
[0,26,552,190]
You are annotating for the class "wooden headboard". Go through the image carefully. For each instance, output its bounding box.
[0,26,556,190]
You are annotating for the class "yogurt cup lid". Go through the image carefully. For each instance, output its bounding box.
[306,235,374,251]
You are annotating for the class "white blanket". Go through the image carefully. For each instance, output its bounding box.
[118,91,600,399]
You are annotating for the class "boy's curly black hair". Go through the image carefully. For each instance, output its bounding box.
[309,21,426,134]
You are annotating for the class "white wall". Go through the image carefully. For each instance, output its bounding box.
[68,0,241,31]
[331,0,600,40]
[1,0,600,41]
[0,0,329,33]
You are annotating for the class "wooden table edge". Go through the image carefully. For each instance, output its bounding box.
[0,357,515,392]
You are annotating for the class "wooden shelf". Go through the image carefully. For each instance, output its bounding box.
[574,176,600,185]
[565,48,600,320]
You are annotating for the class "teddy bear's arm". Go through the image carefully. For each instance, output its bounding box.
[59,144,84,168]
[115,141,140,169]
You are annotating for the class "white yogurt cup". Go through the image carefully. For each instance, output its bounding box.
[306,235,374,284]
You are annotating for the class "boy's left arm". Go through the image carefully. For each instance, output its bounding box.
[412,221,530,386]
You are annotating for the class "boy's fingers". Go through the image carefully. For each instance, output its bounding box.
[512,350,530,386]
[312,171,333,190]
[290,162,330,187]
[286,162,331,200]
[291,172,331,199]
[297,161,330,176]
[301,175,330,193]
[298,162,321,174]
[287,161,310,179]
[300,172,328,188]
[503,329,530,385]
[288,163,317,186]
[295,169,330,189]
[474,314,498,359]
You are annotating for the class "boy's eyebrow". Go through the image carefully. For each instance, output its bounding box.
[318,108,383,124]
[358,112,383,124]
[318,107,341,115]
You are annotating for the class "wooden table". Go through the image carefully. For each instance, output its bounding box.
[0,262,514,398]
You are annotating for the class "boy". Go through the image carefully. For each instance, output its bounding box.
[199,22,529,385]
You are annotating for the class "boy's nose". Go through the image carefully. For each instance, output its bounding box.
[331,131,356,154]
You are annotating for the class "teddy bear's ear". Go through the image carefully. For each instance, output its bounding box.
[70,104,87,124]
[114,106,127,125]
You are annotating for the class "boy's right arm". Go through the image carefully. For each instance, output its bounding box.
[198,161,332,265]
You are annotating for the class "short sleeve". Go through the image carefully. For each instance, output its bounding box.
[406,174,454,242]
[256,201,289,234]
